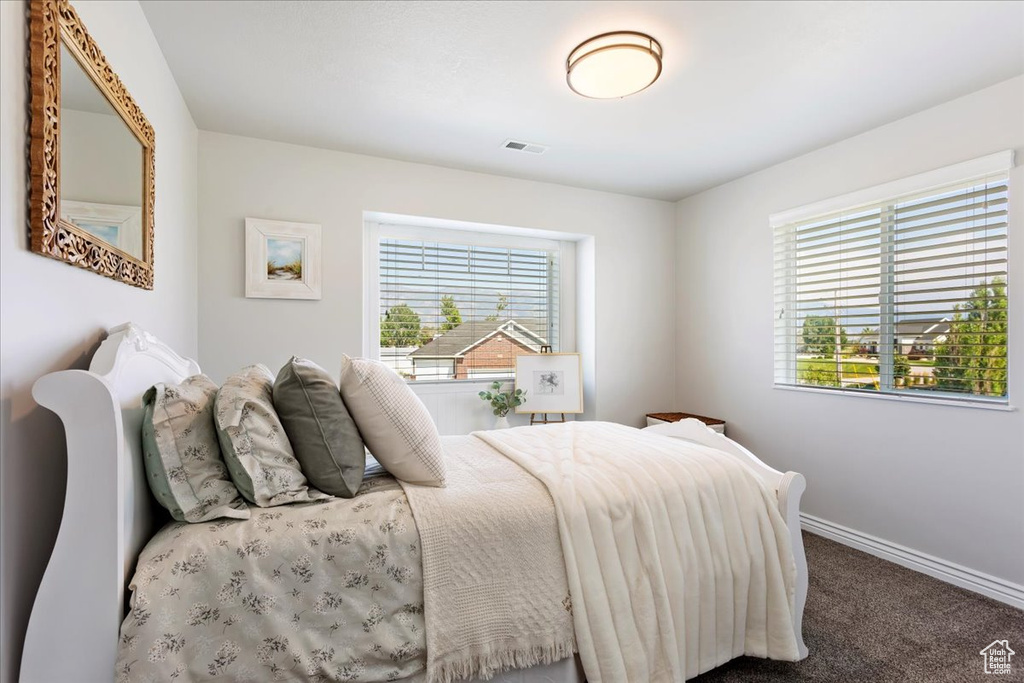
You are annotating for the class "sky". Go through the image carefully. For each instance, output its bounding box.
[379,239,557,336]
[77,221,119,246]
[778,178,1008,336]
[267,237,302,267]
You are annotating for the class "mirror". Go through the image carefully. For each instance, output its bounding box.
[59,43,145,260]
[29,0,155,289]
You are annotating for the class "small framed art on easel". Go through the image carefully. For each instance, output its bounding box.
[515,351,583,424]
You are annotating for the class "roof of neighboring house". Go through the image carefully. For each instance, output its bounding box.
[409,319,547,359]
[856,317,951,343]
[896,318,951,341]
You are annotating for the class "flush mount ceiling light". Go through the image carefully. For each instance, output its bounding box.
[566,31,663,99]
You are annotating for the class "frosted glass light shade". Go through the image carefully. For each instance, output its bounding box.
[566,31,663,99]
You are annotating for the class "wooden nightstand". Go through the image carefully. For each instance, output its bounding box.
[646,412,726,435]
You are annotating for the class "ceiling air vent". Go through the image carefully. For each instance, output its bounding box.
[502,139,548,155]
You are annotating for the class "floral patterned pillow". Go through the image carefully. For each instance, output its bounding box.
[214,364,330,507]
[141,375,250,522]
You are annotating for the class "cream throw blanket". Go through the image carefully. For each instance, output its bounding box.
[400,436,576,683]
[477,422,801,683]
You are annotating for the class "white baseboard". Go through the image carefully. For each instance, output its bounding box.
[800,513,1024,610]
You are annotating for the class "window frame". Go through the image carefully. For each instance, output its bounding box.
[364,220,575,384]
[771,151,1014,410]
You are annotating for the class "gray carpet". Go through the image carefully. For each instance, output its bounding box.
[693,532,1024,682]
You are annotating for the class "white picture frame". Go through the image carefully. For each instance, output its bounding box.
[245,217,322,300]
[61,200,143,260]
[514,352,583,414]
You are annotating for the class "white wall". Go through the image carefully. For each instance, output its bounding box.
[61,108,143,206]
[675,76,1024,587]
[197,131,676,431]
[0,2,198,681]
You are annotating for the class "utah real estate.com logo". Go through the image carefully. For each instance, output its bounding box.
[980,640,1015,675]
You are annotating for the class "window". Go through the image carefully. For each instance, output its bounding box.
[369,223,563,382]
[773,152,1011,405]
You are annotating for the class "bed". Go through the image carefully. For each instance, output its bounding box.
[20,323,808,682]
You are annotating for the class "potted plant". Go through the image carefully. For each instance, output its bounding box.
[478,381,526,429]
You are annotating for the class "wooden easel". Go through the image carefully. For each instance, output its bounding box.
[529,345,566,425]
[530,412,566,425]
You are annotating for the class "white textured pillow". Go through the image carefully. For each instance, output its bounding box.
[339,356,446,487]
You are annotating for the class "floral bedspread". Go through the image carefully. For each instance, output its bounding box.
[116,476,425,682]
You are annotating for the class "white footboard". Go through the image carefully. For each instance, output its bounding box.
[777,471,809,659]
[644,420,810,659]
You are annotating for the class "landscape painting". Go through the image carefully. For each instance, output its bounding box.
[60,200,144,259]
[73,220,120,247]
[245,218,322,299]
[266,237,303,281]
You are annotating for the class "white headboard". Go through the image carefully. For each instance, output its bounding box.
[21,323,200,683]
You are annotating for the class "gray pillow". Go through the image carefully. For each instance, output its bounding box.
[273,357,365,498]
[214,364,330,507]
[141,375,250,522]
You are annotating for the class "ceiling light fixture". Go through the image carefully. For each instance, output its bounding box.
[566,31,663,99]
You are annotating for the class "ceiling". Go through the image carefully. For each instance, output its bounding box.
[140,1,1024,201]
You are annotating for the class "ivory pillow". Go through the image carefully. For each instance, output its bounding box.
[339,356,446,487]
[141,375,250,523]
[215,364,329,507]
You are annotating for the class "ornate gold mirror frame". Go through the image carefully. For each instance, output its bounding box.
[29,0,156,289]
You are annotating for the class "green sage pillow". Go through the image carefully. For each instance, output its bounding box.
[214,364,330,507]
[273,357,366,498]
[141,375,250,523]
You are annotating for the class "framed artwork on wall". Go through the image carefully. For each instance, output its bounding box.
[245,217,322,299]
[514,352,583,414]
[60,200,143,260]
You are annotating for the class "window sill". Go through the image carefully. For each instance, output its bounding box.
[773,383,1016,412]
[406,379,516,394]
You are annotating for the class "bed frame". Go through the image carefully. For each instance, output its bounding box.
[20,323,808,682]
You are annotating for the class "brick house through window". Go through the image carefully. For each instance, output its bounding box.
[408,320,546,380]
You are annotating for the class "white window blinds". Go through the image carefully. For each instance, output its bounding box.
[376,229,560,381]
[773,153,1011,404]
